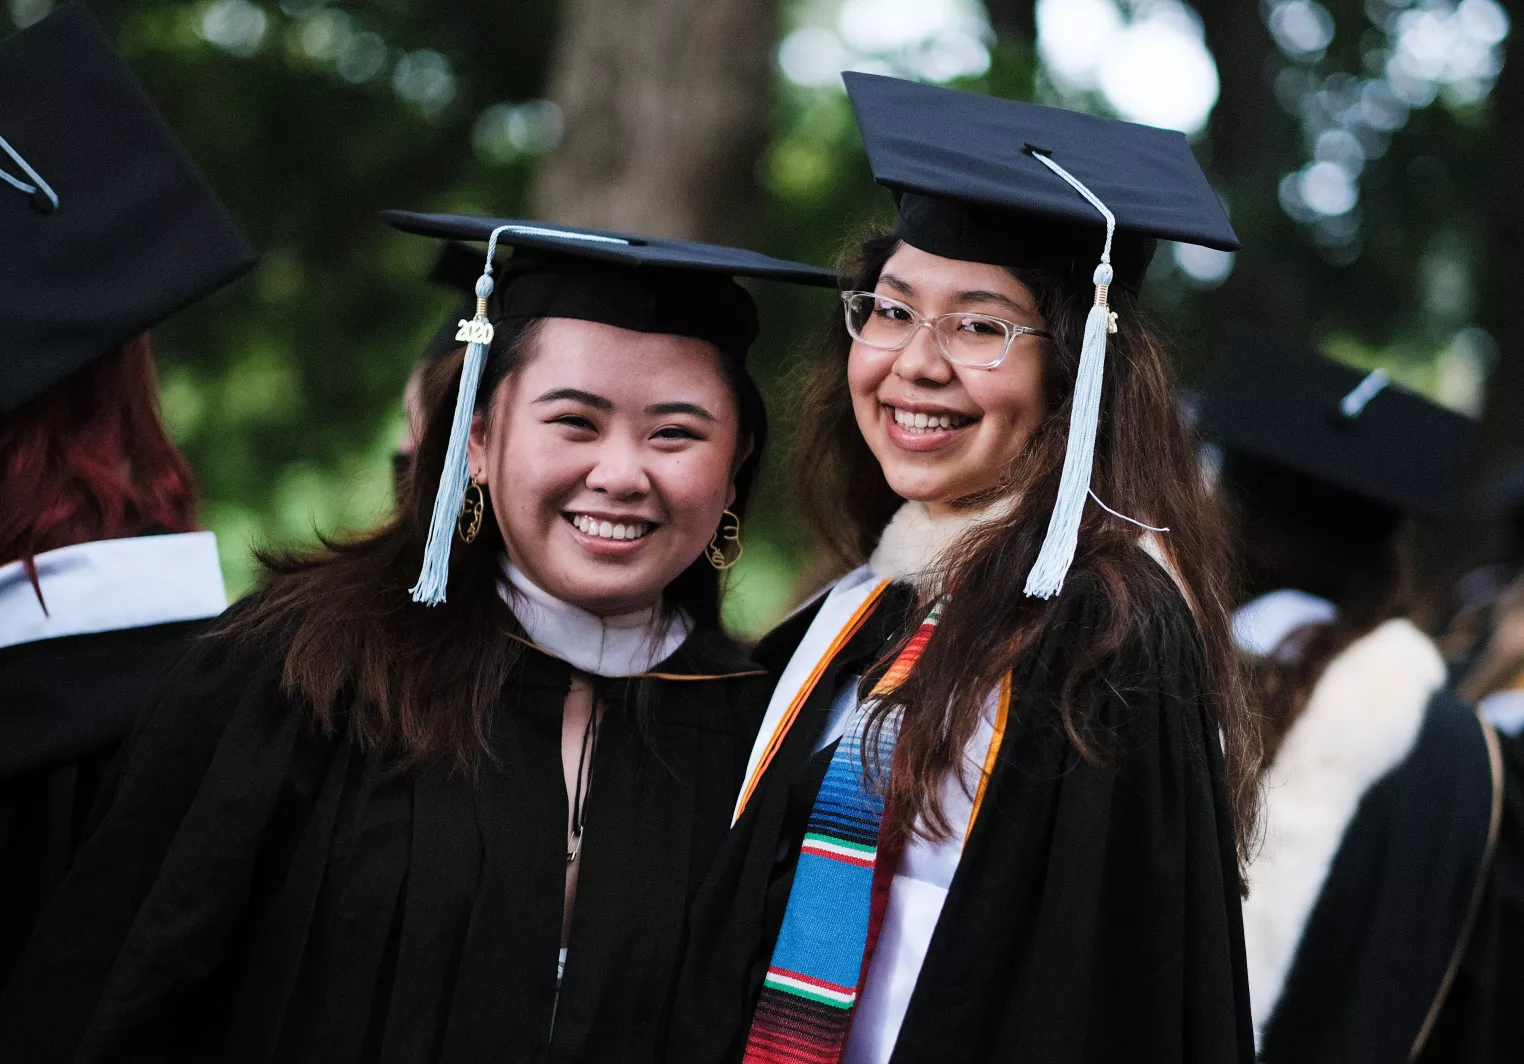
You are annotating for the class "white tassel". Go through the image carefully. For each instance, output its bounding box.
[1023,150,1120,600]
[1024,264,1113,598]
[410,225,514,606]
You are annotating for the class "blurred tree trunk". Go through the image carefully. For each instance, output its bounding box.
[531,0,782,243]
[1461,20,1524,564]
[1195,0,1311,372]
[982,0,1035,46]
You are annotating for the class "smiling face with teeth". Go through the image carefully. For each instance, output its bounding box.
[847,243,1051,516]
[467,318,747,617]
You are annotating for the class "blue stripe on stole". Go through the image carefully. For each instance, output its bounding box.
[769,852,876,987]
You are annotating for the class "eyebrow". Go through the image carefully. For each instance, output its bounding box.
[878,274,1035,319]
[647,401,717,421]
[954,289,1037,318]
[533,387,612,410]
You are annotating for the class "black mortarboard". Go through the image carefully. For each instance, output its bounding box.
[386,211,835,605]
[843,72,1238,293]
[1202,332,1475,519]
[387,211,836,363]
[0,4,257,415]
[421,242,495,361]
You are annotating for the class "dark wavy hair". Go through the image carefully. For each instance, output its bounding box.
[792,231,1259,866]
[224,320,767,775]
[0,333,198,597]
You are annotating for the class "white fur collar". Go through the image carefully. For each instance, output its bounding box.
[868,499,1186,601]
[868,499,1014,593]
[0,533,226,649]
[1241,617,1445,1045]
[499,559,692,677]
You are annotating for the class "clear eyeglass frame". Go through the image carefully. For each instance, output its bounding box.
[840,290,1053,369]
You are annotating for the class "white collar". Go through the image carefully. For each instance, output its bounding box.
[500,559,693,677]
[1232,589,1338,658]
[0,532,227,650]
[868,498,1016,593]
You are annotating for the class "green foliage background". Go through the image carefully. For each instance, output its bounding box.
[9,0,1518,635]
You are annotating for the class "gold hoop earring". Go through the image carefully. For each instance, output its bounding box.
[457,475,484,544]
[706,509,742,570]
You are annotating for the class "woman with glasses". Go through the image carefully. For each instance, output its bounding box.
[1,216,834,1064]
[669,75,1258,1064]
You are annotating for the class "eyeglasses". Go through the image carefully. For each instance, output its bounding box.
[840,290,1052,369]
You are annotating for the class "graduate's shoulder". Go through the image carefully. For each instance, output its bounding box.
[655,623,775,736]
[1043,543,1204,665]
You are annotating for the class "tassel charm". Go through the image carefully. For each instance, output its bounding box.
[456,295,494,347]
[1095,283,1119,334]
[411,225,516,606]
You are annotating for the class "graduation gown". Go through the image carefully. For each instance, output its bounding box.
[668,556,1254,1064]
[0,610,771,1064]
[1241,616,1520,1063]
[0,532,227,986]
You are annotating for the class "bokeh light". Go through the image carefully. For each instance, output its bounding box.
[777,0,990,89]
[1036,0,1219,135]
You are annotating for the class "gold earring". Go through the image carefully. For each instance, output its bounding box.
[457,475,484,544]
[706,509,742,570]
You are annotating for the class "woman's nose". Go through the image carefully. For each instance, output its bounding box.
[584,444,652,497]
[892,322,953,386]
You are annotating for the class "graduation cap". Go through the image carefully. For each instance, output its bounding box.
[844,72,1239,598]
[1201,331,1475,521]
[844,72,1238,295]
[0,4,257,415]
[384,210,836,605]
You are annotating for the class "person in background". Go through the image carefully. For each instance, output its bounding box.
[0,4,256,985]
[671,74,1257,1064]
[392,242,482,495]
[1202,334,1522,1063]
[0,212,836,1063]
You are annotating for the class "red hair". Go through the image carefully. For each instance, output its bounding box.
[0,332,199,579]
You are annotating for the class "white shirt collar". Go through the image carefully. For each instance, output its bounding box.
[1232,588,1337,658]
[0,532,227,649]
[499,559,693,677]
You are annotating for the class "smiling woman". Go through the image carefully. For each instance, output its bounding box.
[469,319,746,617]
[0,217,835,1064]
[670,75,1258,1064]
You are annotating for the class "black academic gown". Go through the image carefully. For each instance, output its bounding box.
[1255,687,1522,1064]
[0,615,771,1064]
[668,562,1254,1064]
[0,618,209,987]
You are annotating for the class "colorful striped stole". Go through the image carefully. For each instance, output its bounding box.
[739,602,941,1064]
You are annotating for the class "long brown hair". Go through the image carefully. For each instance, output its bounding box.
[793,231,1259,864]
[224,319,767,775]
[1220,452,1406,763]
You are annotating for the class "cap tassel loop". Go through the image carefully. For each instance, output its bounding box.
[410,225,513,606]
[1023,150,1118,599]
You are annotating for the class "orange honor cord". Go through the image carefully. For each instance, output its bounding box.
[965,672,1011,838]
[734,579,892,820]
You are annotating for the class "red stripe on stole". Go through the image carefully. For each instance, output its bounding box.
[871,617,936,694]
[767,966,859,997]
[798,841,875,867]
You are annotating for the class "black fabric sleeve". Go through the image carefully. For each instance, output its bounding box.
[0,629,313,1064]
[895,565,1252,1064]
